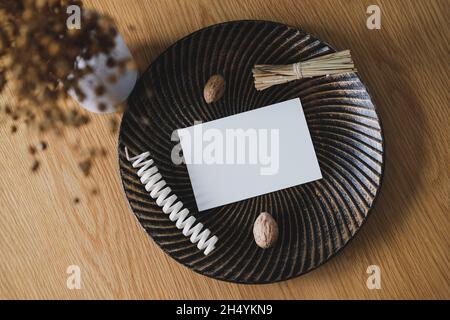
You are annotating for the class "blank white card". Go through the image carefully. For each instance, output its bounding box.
[177,98,322,211]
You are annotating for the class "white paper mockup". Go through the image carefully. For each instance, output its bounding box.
[177,98,322,211]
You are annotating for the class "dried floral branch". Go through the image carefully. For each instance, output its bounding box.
[0,0,131,194]
[0,0,129,129]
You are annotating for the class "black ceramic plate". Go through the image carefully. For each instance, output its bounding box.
[118,20,384,284]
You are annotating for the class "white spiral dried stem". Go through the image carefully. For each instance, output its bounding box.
[125,147,218,255]
[252,50,356,91]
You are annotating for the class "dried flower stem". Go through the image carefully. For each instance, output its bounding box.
[0,1,128,178]
[0,1,128,128]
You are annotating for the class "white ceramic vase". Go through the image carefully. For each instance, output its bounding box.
[68,33,138,113]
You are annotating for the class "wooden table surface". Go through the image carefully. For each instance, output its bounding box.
[1,0,449,300]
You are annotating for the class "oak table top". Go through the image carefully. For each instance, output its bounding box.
[1,0,448,299]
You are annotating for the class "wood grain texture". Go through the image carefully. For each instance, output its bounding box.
[0,0,449,299]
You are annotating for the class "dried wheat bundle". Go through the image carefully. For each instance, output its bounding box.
[252,50,356,91]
